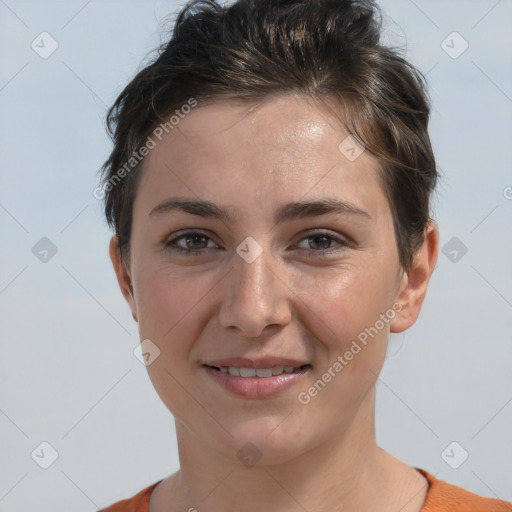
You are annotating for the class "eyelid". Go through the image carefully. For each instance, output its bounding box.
[297,228,347,242]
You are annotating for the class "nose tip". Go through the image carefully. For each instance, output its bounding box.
[218,250,291,337]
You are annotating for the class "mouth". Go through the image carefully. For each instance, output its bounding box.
[203,364,312,378]
[202,363,312,398]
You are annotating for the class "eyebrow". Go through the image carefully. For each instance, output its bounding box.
[149,197,371,223]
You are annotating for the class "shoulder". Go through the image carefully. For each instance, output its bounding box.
[418,469,512,512]
[98,480,162,512]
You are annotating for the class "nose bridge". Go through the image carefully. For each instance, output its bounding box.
[218,245,290,337]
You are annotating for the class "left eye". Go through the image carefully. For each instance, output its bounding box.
[296,233,345,251]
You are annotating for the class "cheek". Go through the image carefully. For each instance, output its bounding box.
[132,264,215,413]
[293,268,393,415]
[292,258,397,351]
[134,262,210,340]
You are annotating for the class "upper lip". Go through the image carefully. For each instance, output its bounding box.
[203,357,311,369]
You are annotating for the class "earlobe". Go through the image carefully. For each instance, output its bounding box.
[109,236,138,323]
[390,220,439,333]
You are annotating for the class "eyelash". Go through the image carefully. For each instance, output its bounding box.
[164,230,348,258]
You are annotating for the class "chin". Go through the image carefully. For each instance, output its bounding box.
[213,418,309,466]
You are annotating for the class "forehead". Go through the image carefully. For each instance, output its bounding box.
[146,94,364,165]
[136,93,388,220]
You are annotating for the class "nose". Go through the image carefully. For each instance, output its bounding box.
[218,247,292,338]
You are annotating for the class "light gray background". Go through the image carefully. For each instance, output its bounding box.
[0,0,511,510]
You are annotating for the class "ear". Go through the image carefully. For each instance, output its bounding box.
[390,220,439,333]
[109,235,138,323]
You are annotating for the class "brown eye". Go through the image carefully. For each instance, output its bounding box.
[307,234,335,250]
[181,233,209,249]
[295,231,348,257]
[165,231,217,254]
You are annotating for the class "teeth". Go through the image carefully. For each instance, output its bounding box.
[272,366,284,375]
[217,365,306,378]
[240,367,256,377]
[228,366,240,376]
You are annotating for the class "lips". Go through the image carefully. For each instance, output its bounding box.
[203,364,311,398]
[201,356,312,398]
[202,356,310,369]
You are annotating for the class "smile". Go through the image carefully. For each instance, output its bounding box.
[207,365,310,378]
[203,364,312,398]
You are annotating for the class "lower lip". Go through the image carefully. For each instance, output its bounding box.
[203,365,311,398]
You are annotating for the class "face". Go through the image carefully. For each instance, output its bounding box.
[111,93,437,467]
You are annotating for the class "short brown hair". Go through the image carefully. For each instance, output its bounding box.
[99,0,438,272]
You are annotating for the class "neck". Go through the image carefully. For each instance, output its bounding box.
[152,389,428,512]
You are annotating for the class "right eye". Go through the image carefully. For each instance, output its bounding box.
[165,231,219,255]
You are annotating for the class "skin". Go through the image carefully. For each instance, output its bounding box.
[110,93,439,512]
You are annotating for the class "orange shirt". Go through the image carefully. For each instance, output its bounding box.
[99,469,512,511]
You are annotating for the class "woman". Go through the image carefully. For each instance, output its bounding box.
[98,0,511,510]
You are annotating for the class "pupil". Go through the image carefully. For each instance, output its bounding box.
[311,235,331,250]
[187,234,206,249]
